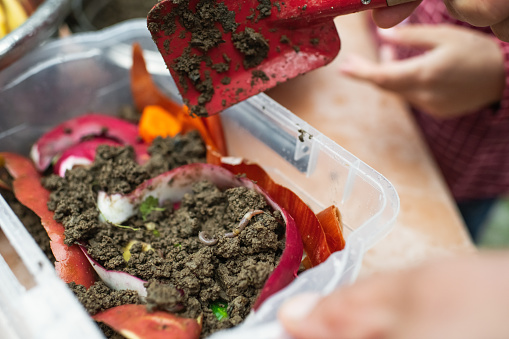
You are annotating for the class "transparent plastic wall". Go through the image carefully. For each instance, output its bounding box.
[0,20,399,339]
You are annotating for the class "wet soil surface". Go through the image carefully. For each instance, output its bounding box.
[42,132,285,337]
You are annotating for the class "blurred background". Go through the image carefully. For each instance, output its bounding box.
[480,199,509,248]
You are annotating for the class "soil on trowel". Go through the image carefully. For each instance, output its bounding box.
[42,132,285,337]
[148,0,275,117]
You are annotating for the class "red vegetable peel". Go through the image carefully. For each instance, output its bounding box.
[202,114,228,157]
[30,114,149,172]
[54,138,121,177]
[99,164,280,224]
[252,208,301,310]
[214,158,334,267]
[1,152,97,287]
[93,304,201,339]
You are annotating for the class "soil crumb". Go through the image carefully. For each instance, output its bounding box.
[256,0,273,21]
[145,280,185,312]
[251,70,270,86]
[232,27,270,69]
[117,105,141,124]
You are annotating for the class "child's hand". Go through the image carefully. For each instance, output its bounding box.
[371,1,421,28]
[340,25,505,119]
[278,253,509,339]
[372,0,509,41]
[442,0,509,41]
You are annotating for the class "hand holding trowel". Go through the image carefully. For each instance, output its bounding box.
[148,0,418,116]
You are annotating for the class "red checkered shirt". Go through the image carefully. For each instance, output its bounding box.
[395,0,509,201]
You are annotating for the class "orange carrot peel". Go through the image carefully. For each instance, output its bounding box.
[138,105,183,143]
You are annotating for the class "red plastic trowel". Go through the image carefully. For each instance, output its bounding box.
[148,0,416,116]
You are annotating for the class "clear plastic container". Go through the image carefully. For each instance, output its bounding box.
[0,19,399,339]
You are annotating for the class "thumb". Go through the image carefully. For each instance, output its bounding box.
[339,54,422,92]
[371,1,422,29]
[378,25,449,49]
[443,0,509,27]
[278,293,325,339]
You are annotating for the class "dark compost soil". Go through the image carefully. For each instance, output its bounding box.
[39,131,285,337]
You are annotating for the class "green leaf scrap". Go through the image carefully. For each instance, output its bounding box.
[140,196,165,221]
[210,301,228,321]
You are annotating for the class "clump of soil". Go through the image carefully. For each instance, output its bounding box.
[43,132,285,337]
[256,0,272,21]
[232,28,270,70]
[69,281,141,315]
[251,70,270,86]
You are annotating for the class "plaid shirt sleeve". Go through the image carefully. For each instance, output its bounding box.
[397,0,509,200]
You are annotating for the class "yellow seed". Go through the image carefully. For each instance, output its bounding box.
[122,240,153,262]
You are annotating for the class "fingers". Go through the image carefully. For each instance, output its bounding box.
[491,16,509,42]
[443,0,509,27]
[278,293,327,339]
[339,25,462,97]
[371,1,422,28]
[377,25,446,49]
[279,276,401,339]
[339,54,423,92]
[371,0,509,43]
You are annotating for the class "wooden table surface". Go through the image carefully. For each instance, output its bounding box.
[267,13,475,277]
